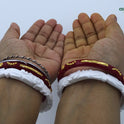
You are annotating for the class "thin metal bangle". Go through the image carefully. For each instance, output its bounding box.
[2,56,50,81]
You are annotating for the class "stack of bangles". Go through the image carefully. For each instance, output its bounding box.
[58,59,124,111]
[0,56,52,112]
[1,57,124,112]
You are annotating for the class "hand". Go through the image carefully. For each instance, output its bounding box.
[62,13,124,76]
[0,19,64,82]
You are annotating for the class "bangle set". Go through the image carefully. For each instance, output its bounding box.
[58,59,124,84]
[2,55,50,80]
[0,56,52,112]
[0,60,51,90]
[58,59,124,111]
[1,56,124,112]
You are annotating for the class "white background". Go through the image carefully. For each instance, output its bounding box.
[0,0,124,124]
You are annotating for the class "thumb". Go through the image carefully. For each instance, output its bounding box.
[2,23,20,41]
[105,14,124,42]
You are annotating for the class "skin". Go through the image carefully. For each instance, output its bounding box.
[0,19,64,81]
[0,19,64,124]
[55,13,124,124]
[0,13,123,124]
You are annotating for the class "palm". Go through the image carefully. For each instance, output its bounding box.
[88,37,124,72]
[23,39,62,80]
[63,45,91,64]
[0,20,64,82]
[62,13,124,74]
[63,36,123,66]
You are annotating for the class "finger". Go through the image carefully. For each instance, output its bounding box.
[2,23,20,41]
[73,19,87,47]
[64,31,75,54]
[34,19,57,45]
[21,20,44,41]
[53,34,65,58]
[91,13,105,39]
[78,13,98,45]
[45,24,62,49]
[105,14,124,42]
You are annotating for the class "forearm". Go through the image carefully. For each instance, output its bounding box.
[55,79,121,124]
[0,78,43,124]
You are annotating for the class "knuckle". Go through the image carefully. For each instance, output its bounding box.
[75,35,85,40]
[86,32,96,38]
[49,38,55,43]
[40,31,48,38]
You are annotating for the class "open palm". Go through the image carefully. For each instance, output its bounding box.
[62,13,124,75]
[0,19,64,82]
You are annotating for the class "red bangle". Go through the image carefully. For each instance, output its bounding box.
[58,59,124,84]
[0,60,52,91]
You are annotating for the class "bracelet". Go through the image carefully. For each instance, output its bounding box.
[58,70,124,111]
[0,60,52,112]
[58,59,124,84]
[2,56,50,81]
[0,60,51,90]
[58,59,124,111]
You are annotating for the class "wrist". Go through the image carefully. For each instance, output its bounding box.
[0,78,43,123]
[2,55,50,80]
[63,66,105,77]
[63,79,121,98]
[0,58,53,112]
[61,79,121,124]
[59,59,124,84]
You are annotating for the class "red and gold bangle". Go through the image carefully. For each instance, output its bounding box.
[0,60,52,91]
[2,56,50,80]
[58,59,124,84]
